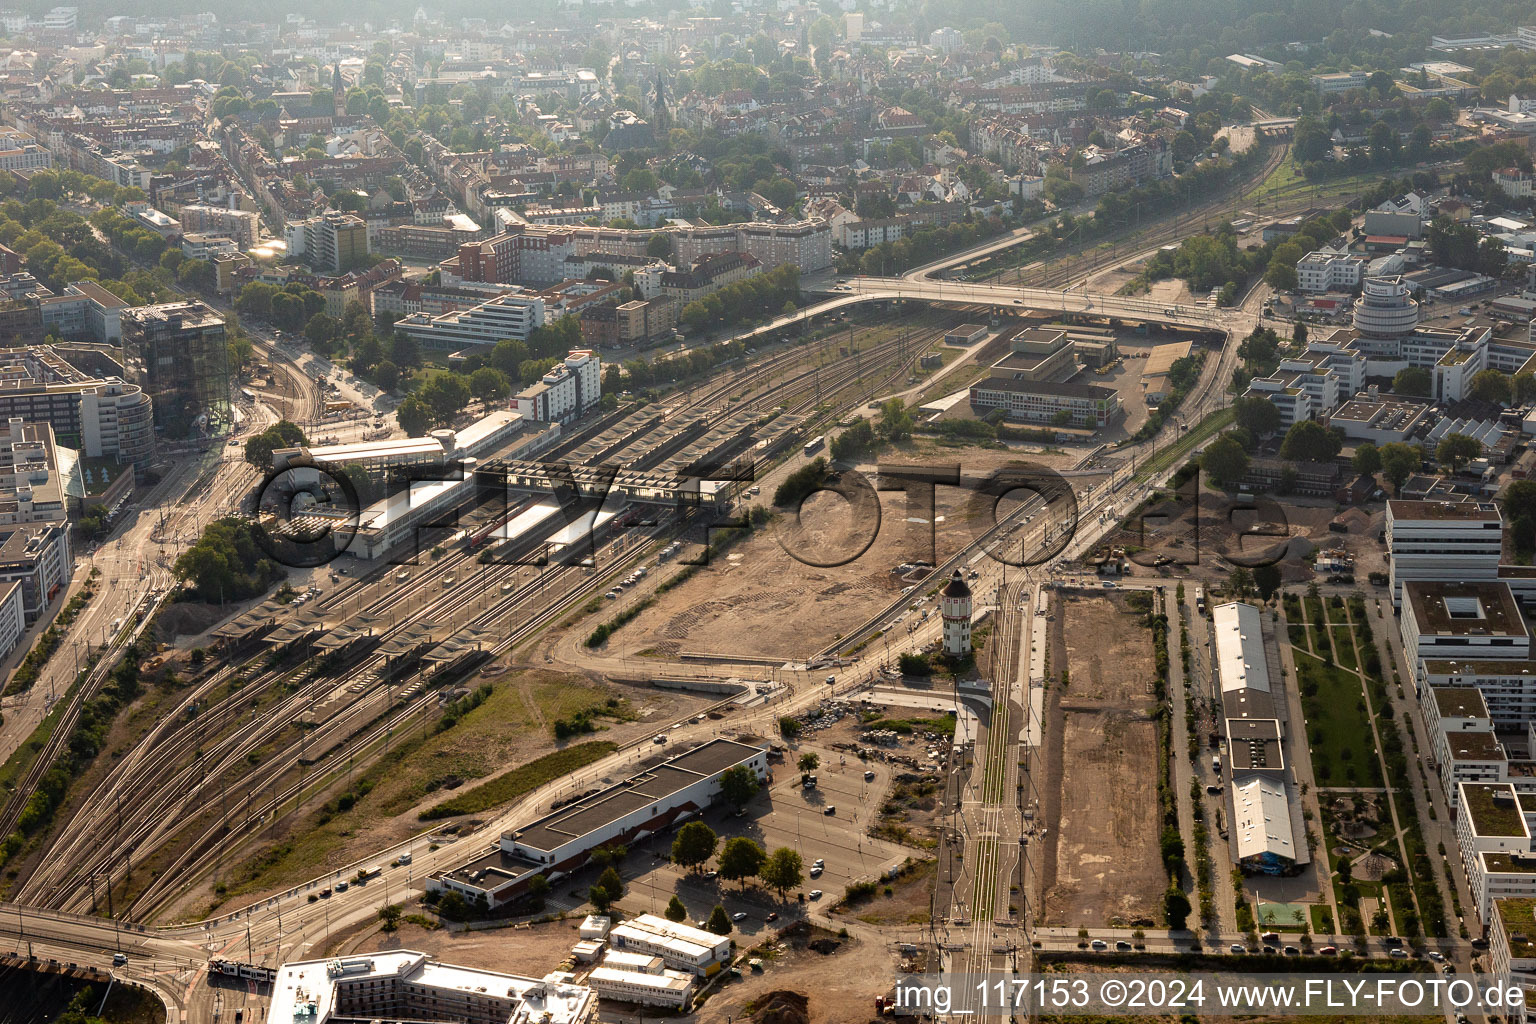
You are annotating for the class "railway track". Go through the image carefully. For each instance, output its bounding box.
[0,587,162,843]
[14,288,963,920]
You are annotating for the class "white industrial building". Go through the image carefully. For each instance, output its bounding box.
[272,412,528,477]
[588,949,696,1007]
[1212,602,1301,874]
[607,914,734,976]
[431,740,768,909]
[265,951,595,1024]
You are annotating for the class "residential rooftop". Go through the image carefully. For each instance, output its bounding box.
[1388,499,1500,522]
[1433,685,1492,719]
[1462,782,1528,838]
[1425,659,1536,678]
[1404,581,1526,639]
[1483,852,1536,875]
[1446,730,1506,763]
[1495,898,1536,957]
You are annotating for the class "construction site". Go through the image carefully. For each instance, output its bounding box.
[1037,589,1166,928]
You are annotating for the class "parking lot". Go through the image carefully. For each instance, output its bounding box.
[610,744,912,934]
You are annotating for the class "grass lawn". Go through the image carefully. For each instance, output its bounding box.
[421,741,617,819]
[1304,595,1327,654]
[1294,650,1384,789]
[1137,406,1235,481]
[1311,904,1335,935]
[217,671,627,901]
[1331,625,1358,671]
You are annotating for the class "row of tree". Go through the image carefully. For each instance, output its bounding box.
[680,264,802,332]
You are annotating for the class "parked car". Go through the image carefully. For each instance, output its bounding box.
[1090,939,1108,951]
[732,912,747,922]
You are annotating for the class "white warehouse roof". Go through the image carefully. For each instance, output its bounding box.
[1213,601,1270,694]
[1233,775,1297,863]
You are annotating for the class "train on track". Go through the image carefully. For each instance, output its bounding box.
[208,959,277,983]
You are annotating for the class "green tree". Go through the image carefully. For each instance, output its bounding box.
[244,419,307,468]
[1164,884,1192,930]
[1228,567,1255,598]
[719,764,760,808]
[665,894,688,922]
[718,836,767,888]
[671,820,719,872]
[469,366,511,406]
[598,865,625,901]
[797,752,820,773]
[527,874,550,910]
[1231,395,1281,437]
[377,903,403,932]
[1469,369,1512,405]
[305,312,340,349]
[1393,366,1430,397]
[1279,420,1342,463]
[1502,479,1536,554]
[706,904,732,934]
[1515,372,1536,404]
[396,396,431,436]
[419,372,471,424]
[759,847,804,900]
[1379,442,1422,494]
[1253,564,1282,601]
[1436,432,1482,473]
[1201,434,1249,488]
[588,884,613,913]
[646,233,674,258]
[1352,442,1381,478]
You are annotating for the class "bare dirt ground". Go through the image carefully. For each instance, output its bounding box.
[693,922,894,1024]
[336,915,587,977]
[1107,485,1367,582]
[588,485,985,663]
[1038,591,1164,929]
[783,699,954,851]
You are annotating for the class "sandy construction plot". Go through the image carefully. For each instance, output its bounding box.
[618,484,988,661]
[1038,590,1164,928]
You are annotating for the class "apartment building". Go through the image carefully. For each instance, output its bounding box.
[393,292,547,350]
[285,210,368,272]
[1386,500,1504,606]
[514,349,601,424]
[176,204,261,249]
[1399,581,1529,667]
[0,521,72,622]
[1296,249,1368,293]
[0,129,51,172]
[0,347,154,464]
